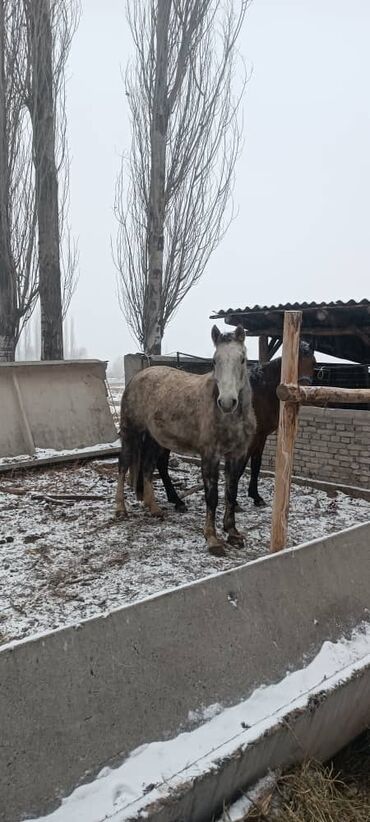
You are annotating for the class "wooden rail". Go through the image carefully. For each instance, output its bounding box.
[277,383,370,405]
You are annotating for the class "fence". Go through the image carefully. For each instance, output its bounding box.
[123,351,370,490]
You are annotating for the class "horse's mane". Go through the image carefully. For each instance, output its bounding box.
[249,340,313,388]
[216,331,239,343]
[249,359,281,388]
[299,340,313,357]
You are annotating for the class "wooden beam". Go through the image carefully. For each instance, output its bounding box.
[277,383,370,405]
[270,311,302,553]
[302,326,370,337]
[240,326,370,338]
[258,335,269,363]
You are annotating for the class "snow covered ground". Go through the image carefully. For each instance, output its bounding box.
[1,456,369,645]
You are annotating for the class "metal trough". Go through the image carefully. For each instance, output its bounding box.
[0,360,117,463]
[1,522,370,822]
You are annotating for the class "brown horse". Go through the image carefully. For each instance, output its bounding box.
[247,340,315,505]
[144,340,315,509]
[116,325,256,555]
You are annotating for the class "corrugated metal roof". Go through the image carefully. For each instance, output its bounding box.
[210,298,370,363]
[211,298,370,318]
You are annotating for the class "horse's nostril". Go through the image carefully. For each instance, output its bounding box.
[217,396,238,413]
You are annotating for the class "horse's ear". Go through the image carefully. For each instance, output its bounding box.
[211,325,221,346]
[234,325,245,343]
[301,338,314,354]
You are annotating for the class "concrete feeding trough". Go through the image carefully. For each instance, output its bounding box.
[1,521,370,822]
[0,360,119,470]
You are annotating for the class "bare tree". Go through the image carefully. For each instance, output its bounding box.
[0,0,38,361]
[22,0,79,360]
[115,0,249,354]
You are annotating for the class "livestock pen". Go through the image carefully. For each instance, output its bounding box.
[1,337,370,822]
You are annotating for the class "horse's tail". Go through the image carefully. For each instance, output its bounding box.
[129,449,144,500]
[118,425,143,501]
[134,459,144,500]
[125,430,145,501]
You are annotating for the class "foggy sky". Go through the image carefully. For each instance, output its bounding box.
[66,0,370,365]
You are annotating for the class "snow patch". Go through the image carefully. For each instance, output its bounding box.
[0,440,120,466]
[188,702,223,724]
[216,773,277,821]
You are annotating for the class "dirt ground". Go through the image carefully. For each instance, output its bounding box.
[1,455,369,645]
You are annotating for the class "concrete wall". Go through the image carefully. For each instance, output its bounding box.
[263,406,370,488]
[148,662,370,822]
[0,360,117,457]
[1,522,370,822]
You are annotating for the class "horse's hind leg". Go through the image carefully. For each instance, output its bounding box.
[115,440,131,517]
[248,433,267,506]
[224,457,247,546]
[142,436,165,518]
[201,456,225,557]
[157,450,187,512]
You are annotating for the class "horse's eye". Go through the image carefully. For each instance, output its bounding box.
[241,356,245,365]
[213,357,216,366]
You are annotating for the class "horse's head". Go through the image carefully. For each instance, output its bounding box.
[211,324,247,414]
[298,340,316,386]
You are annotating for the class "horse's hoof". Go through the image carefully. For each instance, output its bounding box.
[227,531,245,547]
[254,497,266,507]
[150,508,165,519]
[234,502,242,513]
[175,500,187,513]
[208,541,226,558]
[115,509,129,520]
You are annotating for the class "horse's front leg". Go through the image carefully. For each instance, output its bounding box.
[201,456,225,557]
[157,449,187,512]
[248,432,267,507]
[224,457,247,546]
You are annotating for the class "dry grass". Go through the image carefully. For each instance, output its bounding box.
[227,730,370,821]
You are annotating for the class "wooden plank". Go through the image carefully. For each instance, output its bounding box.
[0,446,120,474]
[260,469,370,502]
[236,326,370,337]
[258,335,269,363]
[270,311,302,552]
[277,384,370,404]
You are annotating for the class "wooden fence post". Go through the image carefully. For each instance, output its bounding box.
[258,335,269,363]
[270,311,302,552]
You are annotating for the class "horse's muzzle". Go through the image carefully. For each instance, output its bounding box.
[217,397,238,414]
[298,377,313,386]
